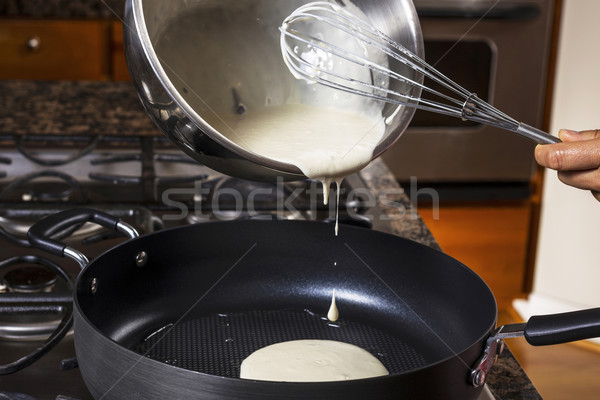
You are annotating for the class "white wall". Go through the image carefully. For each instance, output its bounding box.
[514,0,600,332]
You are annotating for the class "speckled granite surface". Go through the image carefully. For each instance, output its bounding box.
[0,80,158,136]
[361,158,441,251]
[486,348,543,400]
[0,79,542,399]
[0,0,125,19]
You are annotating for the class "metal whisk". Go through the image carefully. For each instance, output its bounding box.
[280,1,559,144]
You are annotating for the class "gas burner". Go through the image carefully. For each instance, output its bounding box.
[0,171,86,203]
[0,255,72,348]
[22,181,74,202]
[2,267,57,294]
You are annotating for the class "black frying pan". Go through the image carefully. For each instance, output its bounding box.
[27,208,600,400]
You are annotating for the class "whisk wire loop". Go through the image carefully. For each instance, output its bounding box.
[281,26,465,118]
[280,2,560,145]
[283,38,459,119]
[286,2,473,104]
[282,4,466,108]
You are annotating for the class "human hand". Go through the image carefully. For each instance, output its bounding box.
[534,129,600,201]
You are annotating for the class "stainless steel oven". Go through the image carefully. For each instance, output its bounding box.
[382,0,557,184]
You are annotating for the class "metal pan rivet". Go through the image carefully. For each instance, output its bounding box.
[136,251,148,267]
[90,278,98,294]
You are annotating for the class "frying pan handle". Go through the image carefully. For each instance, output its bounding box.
[471,307,600,387]
[27,208,140,269]
[524,307,600,346]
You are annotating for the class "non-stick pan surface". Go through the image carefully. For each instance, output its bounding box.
[28,211,498,399]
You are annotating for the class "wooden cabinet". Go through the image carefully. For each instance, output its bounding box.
[0,20,110,80]
[0,19,130,81]
[110,21,129,81]
[419,202,534,309]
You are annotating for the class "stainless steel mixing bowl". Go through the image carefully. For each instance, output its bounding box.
[124,0,423,181]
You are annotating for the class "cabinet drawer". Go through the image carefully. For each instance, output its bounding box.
[0,20,109,80]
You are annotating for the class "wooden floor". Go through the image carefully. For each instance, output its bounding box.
[418,203,533,310]
[418,204,600,399]
[498,310,600,400]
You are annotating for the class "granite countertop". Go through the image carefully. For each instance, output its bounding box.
[0,80,158,136]
[0,79,541,399]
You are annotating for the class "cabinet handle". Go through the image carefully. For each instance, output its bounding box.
[26,36,41,52]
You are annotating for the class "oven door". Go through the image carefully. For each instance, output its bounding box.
[382,0,556,183]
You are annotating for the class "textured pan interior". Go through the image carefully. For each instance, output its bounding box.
[131,309,427,378]
[76,219,497,395]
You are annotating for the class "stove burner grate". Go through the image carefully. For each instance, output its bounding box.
[15,136,99,167]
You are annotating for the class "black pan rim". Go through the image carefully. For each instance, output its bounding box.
[72,219,498,385]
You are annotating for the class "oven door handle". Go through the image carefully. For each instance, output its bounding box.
[416,2,542,20]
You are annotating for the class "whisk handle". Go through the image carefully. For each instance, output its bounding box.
[516,123,561,144]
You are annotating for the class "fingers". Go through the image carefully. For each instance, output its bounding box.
[536,129,600,201]
[558,128,600,142]
[557,169,600,193]
[535,133,600,171]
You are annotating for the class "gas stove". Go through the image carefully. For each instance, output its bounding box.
[0,134,373,224]
[0,134,496,399]
[0,133,379,399]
